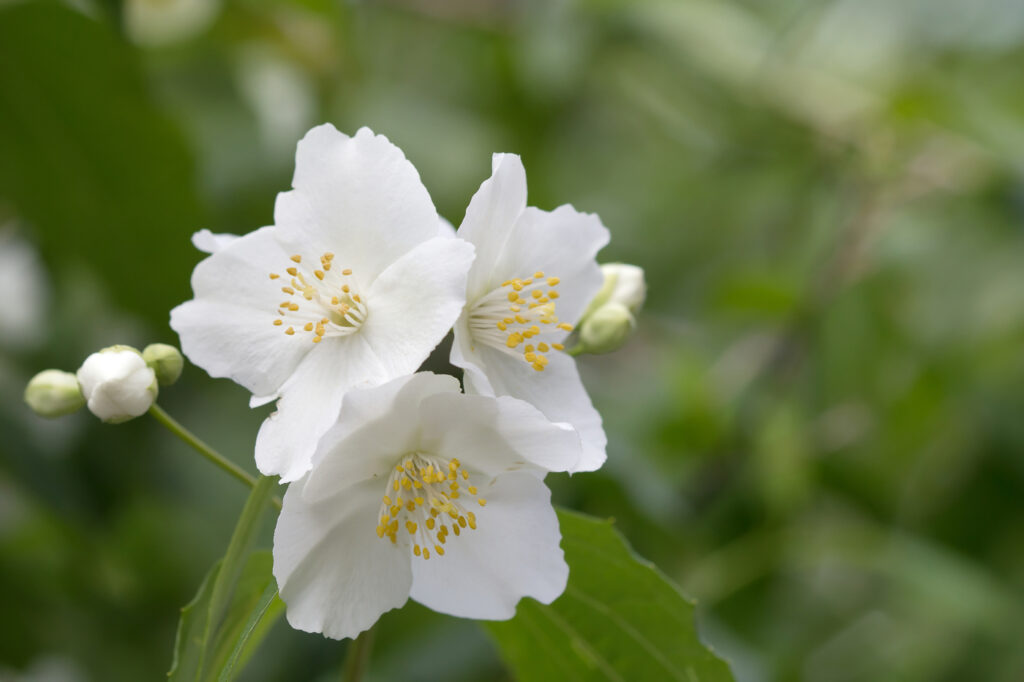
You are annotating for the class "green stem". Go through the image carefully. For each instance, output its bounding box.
[341,627,375,682]
[148,403,282,511]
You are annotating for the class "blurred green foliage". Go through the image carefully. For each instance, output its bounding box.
[2,0,1023,680]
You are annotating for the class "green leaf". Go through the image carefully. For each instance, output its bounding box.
[0,1,204,326]
[168,551,283,682]
[485,509,734,682]
[168,476,279,681]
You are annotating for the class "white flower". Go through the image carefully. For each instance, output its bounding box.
[273,372,581,640]
[171,125,475,482]
[77,346,158,423]
[450,154,610,472]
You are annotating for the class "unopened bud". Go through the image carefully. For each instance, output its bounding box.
[143,343,183,386]
[76,345,158,423]
[598,263,646,313]
[577,302,636,354]
[24,369,85,417]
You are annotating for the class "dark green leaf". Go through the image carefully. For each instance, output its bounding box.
[485,509,734,682]
[0,1,205,327]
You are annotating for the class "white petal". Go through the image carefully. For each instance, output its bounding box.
[409,472,567,620]
[418,392,581,476]
[191,229,239,254]
[493,205,608,326]
[456,154,527,301]
[273,125,440,283]
[254,334,390,482]
[300,373,462,503]
[274,476,412,640]
[471,347,607,472]
[437,216,456,238]
[359,236,474,377]
[170,226,310,397]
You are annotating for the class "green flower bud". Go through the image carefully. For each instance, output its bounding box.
[577,302,636,354]
[24,369,85,417]
[77,345,158,423]
[143,343,184,386]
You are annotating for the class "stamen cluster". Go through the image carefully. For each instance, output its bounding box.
[269,252,366,343]
[468,271,573,371]
[376,454,486,561]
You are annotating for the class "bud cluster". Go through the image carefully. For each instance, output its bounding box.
[24,343,184,423]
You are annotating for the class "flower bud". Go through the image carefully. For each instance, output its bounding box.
[142,343,183,386]
[76,346,158,423]
[574,263,646,354]
[577,302,636,354]
[598,263,646,313]
[24,369,85,417]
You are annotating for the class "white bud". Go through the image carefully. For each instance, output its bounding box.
[577,302,636,354]
[600,263,646,313]
[24,369,85,417]
[76,346,158,423]
[143,343,183,386]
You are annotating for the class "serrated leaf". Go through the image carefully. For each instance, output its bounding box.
[485,509,734,682]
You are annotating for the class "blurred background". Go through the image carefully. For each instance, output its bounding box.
[2,0,1024,680]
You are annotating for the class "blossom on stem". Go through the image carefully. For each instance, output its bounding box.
[171,125,475,482]
[273,372,581,640]
[450,154,610,471]
[77,346,158,423]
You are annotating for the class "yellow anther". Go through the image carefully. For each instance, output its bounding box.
[497,321,507,331]
[467,512,477,529]
[506,333,523,348]
[558,323,574,331]
[290,254,302,263]
[547,277,560,286]
[537,342,550,352]
[534,271,545,278]
[393,480,400,491]
[467,486,477,495]
[435,545,444,556]
[282,286,295,295]
[285,267,297,277]
[353,294,361,303]
[525,344,535,352]
[273,319,283,326]
[458,516,467,528]
[342,284,350,293]
[414,544,421,556]
[376,525,385,538]
[383,495,392,505]
[312,336,322,343]
[553,343,565,351]
[303,322,313,331]
[532,290,543,299]
[287,303,299,311]
[423,549,430,559]
[406,501,415,512]
[285,327,295,335]
[549,290,560,299]
[396,464,404,472]
[452,524,461,536]
[478,498,487,507]
[507,291,519,302]
[315,270,325,280]
[402,478,411,490]
[462,470,469,480]
[414,496,424,506]
[426,518,435,530]
[406,521,417,534]
[342,268,352,275]
[515,315,528,324]
[269,273,280,279]
[324,252,334,260]
[525,352,537,363]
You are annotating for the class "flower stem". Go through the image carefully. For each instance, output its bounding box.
[341,627,375,682]
[148,403,282,511]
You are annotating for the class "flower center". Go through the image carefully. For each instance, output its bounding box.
[269,252,367,343]
[467,271,573,371]
[376,454,486,560]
